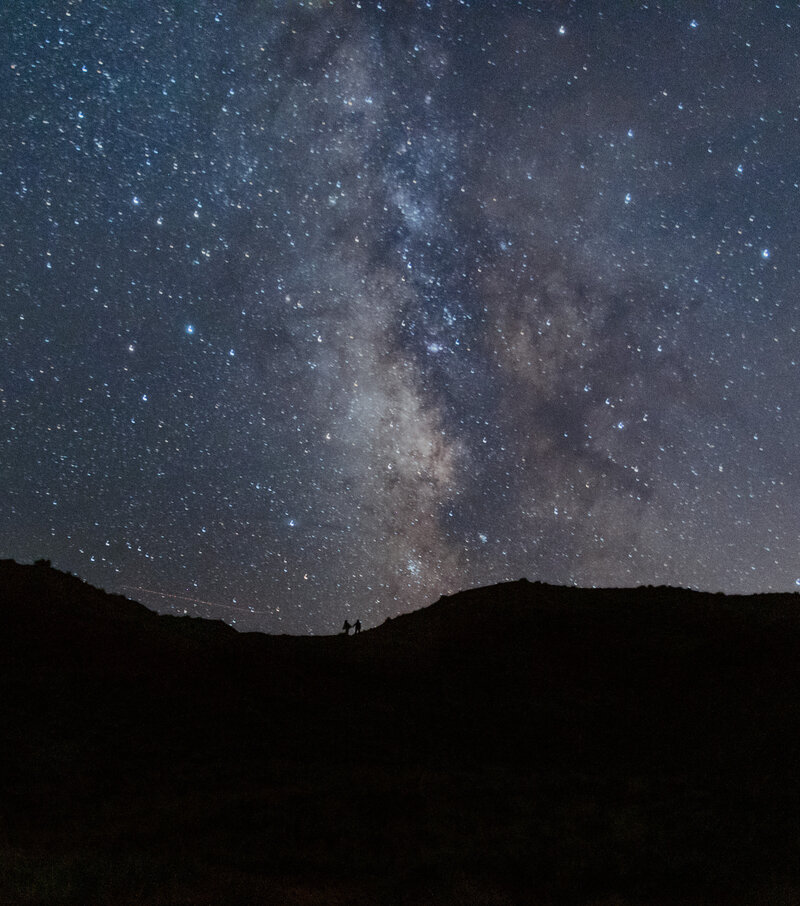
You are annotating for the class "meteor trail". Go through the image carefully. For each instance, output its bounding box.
[122,586,256,614]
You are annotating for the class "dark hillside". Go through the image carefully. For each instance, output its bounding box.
[2,560,800,904]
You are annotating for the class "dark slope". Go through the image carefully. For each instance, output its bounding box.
[3,561,800,905]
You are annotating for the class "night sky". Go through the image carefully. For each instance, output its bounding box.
[3,1,799,633]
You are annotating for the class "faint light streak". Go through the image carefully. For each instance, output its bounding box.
[121,585,255,613]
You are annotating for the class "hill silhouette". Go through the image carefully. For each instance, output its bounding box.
[3,558,800,904]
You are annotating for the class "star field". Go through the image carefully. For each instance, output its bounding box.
[3,1,800,633]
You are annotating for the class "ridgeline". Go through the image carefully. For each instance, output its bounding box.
[3,558,800,904]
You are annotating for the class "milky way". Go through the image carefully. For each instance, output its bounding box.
[3,2,800,632]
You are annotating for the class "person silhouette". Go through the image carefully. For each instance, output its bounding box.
[342,619,352,635]
[354,619,362,634]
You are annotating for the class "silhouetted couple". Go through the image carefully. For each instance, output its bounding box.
[342,619,361,636]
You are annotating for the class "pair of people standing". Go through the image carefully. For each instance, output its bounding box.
[342,619,361,635]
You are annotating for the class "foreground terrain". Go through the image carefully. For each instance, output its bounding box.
[2,559,800,904]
